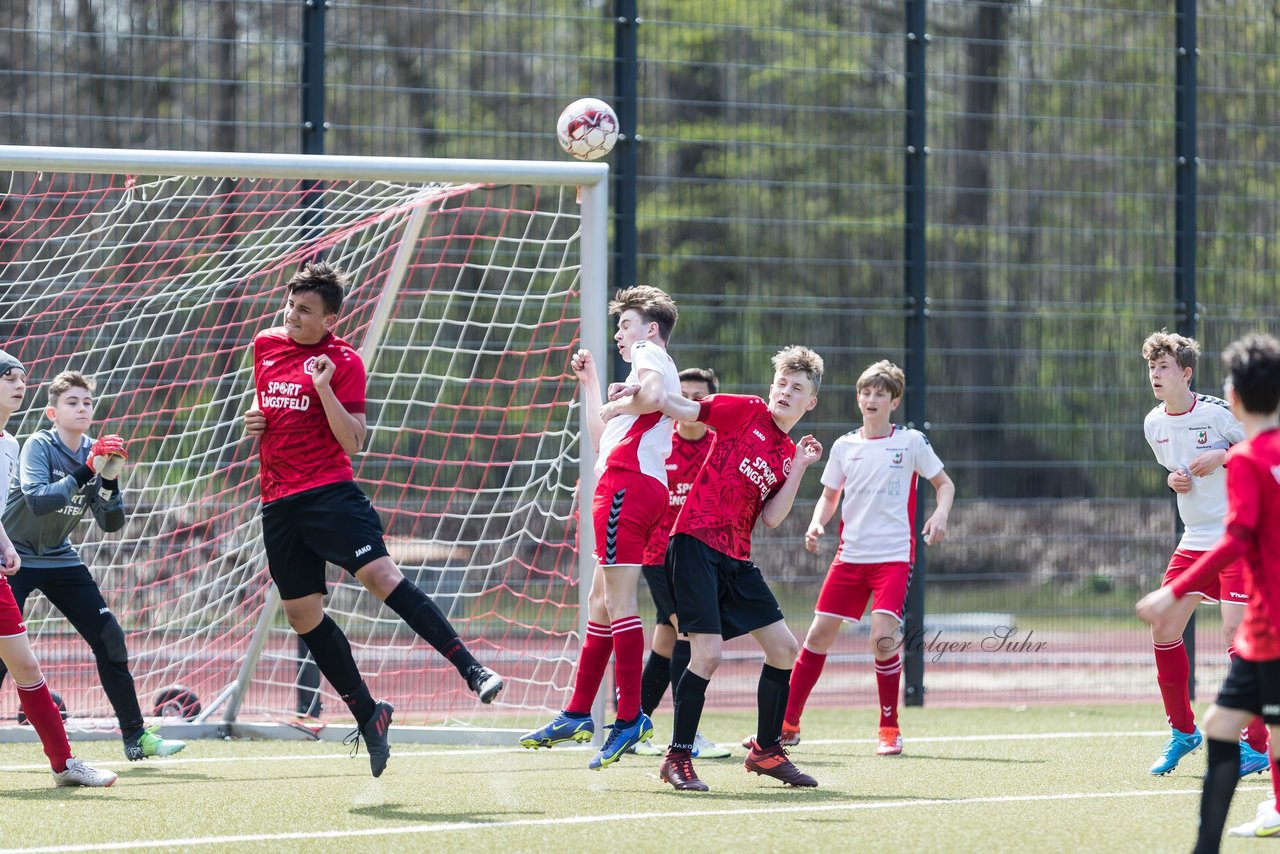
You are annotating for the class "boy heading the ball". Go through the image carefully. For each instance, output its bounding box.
[0,351,115,787]
[243,262,503,778]
[520,285,681,770]
[654,346,825,792]
[1,368,185,766]
[1137,332,1280,849]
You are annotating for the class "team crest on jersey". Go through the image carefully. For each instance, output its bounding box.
[891,451,904,465]
[303,356,319,375]
[1196,429,1208,445]
[782,458,792,476]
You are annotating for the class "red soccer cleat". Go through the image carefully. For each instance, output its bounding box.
[744,740,818,787]
[661,748,710,792]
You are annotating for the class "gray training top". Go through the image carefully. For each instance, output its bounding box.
[2,427,125,568]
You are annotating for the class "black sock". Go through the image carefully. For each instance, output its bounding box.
[384,578,479,675]
[298,615,373,724]
[670,641,691,698]
[640,650,671,717]
[756,664,791,749]
[1195,738,1241,854]
[670,669,709,752]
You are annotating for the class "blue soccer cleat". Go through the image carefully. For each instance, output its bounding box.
[519,711,594,749]
[1240,741,1271,778]
[588,712,654,770]
[1150,726,1203,775]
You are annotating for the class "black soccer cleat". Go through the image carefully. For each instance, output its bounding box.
[349,701,394,778]
[465,664,504,704]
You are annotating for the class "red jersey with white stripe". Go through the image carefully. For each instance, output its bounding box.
[643,430,715,564]
[253,328,366,503]
[672,394,794,561]
[822,426,944,565]
[1144,395,1244,550]
[595,340,681,483]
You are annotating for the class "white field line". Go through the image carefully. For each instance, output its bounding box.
[0,729,1173,773]
[1,784,1270,854]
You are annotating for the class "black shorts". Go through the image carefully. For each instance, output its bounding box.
[642,562,677,627]
[261,481,390,600]
[1215,655,1280,724]
[668,533,785,641]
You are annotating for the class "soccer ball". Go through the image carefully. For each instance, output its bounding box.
[556,98,619,161]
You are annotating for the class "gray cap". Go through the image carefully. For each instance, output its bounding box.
[0,349,25,376]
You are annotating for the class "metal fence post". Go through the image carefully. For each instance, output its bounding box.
[1175,0,1199,700]
[902,0,929,708]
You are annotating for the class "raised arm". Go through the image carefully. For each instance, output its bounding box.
[312,354,366,456]
[762,434,824,529]
[572,349,606,452]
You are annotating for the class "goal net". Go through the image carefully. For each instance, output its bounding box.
[0,147,609,740]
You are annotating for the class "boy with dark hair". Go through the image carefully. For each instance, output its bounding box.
[0,368,185,764]
[520,285,682,770]
[243,261,502,778]
[1138,332,1280,849]
[1140,330,1267,777]
[0,350,116,787]
[653,346,825,792]
[632,367,729,759]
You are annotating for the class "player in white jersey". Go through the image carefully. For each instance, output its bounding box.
[520,286,682,770]
[765,360,953,757]
[1140,330,1267,778]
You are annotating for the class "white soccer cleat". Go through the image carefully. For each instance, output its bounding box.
[1228,802,1280,838]
[53,757,118,788]
[630,737,665,756]
[692,731,731,758]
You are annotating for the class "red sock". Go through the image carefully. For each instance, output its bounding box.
[876,654,903,728]
[16,679,72,773]
[1271,752,1280,804]
[1153,639,1195,733]
[565,621,613,715]
[783,647,826,727]
[610,616,645,722]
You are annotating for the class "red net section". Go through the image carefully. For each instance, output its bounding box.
[0,172,585,730]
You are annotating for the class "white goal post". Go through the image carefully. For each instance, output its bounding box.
[0,144,609,745]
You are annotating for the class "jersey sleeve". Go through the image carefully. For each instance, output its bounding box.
[912,431,945,479]
[331,348,368,414]
[699,394,757,431]
[1223,412,1247,447]
[18,435,80,516]
[819,438,846,491]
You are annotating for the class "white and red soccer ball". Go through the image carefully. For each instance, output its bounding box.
[557,98,619,161]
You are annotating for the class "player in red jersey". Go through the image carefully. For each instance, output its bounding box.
[242,262,502,778]
[1137,333,1280,849]
[653,346,825,792]
[0,351,116,787]
[760,360,953,757]
[520,286,682,770]
[631,367,730,759]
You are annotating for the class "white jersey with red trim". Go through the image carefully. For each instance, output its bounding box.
[822,425,944,565]
[0,431,16,495]
[1143,394,1244,550]
[594,340,680,483]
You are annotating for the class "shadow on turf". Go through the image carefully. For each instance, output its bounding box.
[351,803,541,824]
[0,787,142,802]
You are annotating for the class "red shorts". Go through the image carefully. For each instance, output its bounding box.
[591,468,668,567]
[0,574,26,637]
[1163,548,1249,605]
[815,561,912,623]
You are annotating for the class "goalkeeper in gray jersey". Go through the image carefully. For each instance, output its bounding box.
[0,370,185,761]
